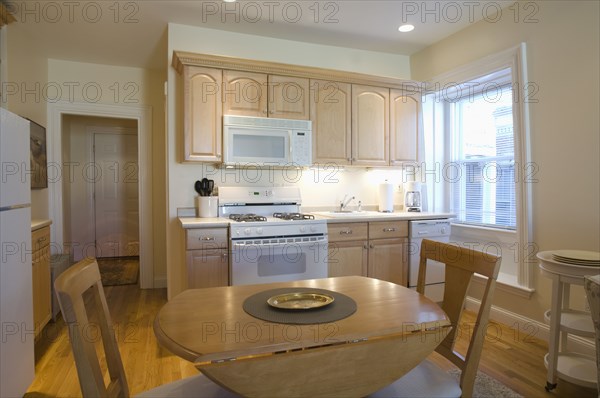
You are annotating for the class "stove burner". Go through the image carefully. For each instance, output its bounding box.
[273,212,316,221]
[229,214,267,222]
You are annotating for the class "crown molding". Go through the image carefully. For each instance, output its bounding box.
[172,51,422,92]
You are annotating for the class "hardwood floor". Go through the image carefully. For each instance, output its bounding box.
[26,284,598,397]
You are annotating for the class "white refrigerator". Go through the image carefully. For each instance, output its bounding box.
[0,107,35,397]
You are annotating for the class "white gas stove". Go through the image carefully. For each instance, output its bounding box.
[218,186,328,285]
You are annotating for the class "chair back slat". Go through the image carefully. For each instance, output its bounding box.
[54,258,129,398]
[417,239,502,398]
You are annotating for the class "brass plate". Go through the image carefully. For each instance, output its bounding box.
[267,292,335,310]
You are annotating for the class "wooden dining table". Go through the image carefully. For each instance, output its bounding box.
[154,276,451,397]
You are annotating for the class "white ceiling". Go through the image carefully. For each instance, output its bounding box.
[10,0,513,70]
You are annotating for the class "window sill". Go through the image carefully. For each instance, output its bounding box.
[472,273,535,299]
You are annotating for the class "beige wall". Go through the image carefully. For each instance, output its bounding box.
[5,21,49,219]
[166,23,413,297]
[410,1,600,321]
[45,59,167,285]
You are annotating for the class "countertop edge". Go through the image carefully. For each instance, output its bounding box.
[179,213,455,228]
[31,219,52,231]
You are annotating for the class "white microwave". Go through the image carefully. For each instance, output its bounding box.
[223,115,312,167]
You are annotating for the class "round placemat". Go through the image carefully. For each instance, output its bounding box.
[243,288,357,324]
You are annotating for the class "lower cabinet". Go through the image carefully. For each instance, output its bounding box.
[32,226,51,337]
[184,227,229,288]
[327,221,408,286]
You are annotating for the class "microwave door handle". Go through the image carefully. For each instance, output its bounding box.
[288,131,293,162]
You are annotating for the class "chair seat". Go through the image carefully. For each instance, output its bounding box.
[369,360,462,398]
[136,374,239,398]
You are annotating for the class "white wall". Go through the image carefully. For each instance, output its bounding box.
[411,1,600,322]
[166,23,413,297]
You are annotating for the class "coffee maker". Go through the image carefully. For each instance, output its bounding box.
[403,181,422,212]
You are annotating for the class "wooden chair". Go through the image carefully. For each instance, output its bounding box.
[54,258,238,398]
[583,275,600,396]
[370,239,502,398]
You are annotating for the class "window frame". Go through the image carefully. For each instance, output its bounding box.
[424,43,534,294]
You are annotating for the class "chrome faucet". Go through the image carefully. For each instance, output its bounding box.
[339,195,355,212]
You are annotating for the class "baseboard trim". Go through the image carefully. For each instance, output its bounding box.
[153,276,167,289]
[465,297,595,355]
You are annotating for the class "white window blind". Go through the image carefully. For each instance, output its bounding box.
[450,82,516,229]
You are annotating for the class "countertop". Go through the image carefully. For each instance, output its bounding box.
[179,212,455,228]
[31,219,52,231]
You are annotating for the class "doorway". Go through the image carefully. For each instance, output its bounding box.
[62,116,140,285]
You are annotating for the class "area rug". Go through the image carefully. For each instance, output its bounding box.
[448,369,523,398]
[97,256,139,286]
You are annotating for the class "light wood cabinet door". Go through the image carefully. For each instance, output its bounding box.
[223,70,268,117]
[390,89,419,164]
[186,249,229,289]
[183,66,222,162]
[268,75,309,120]
[327,240,368,277]
[367,238,407,286]
[352,85,390,166]
[310,80,352,165]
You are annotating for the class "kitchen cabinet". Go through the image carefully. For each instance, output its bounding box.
[223,70,268,117]
[183,66,223,162]
[223,71,309,120]
[390,89,419,164]
[327,223,368,277]
[310,80,352,165]
[327,221,408,285]
[32,225,51,337]
[351,85,390,166]
[185,227,229,288]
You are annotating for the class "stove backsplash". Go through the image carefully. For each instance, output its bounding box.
[187,166,415,212]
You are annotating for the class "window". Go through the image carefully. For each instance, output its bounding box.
[422,44,534,294]
[451,80,516,229]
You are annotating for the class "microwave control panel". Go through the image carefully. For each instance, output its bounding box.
[291,130,312,166]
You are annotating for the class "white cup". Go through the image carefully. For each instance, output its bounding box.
[196,196,218,218]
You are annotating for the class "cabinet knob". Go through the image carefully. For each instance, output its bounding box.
[363,244,368,249]
[370,244,374,249]
[200,236,215,241]
[263,109,267,114]
[340,230,353,235]
[383,228,396,232]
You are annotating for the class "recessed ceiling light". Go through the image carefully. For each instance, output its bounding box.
[398,24,415,33]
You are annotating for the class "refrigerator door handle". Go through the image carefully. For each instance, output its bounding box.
[0,203,31,212]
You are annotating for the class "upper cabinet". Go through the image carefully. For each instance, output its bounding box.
[390,90,419,164]
[310,80,352,165]
[223,71,309,120]
[183,66,222,162]
[352,85,390,167]
[173,52,420,166]
[223,70,268,117]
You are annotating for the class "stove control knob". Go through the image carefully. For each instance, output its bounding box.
[256,228,263,235]
[299,226,307,233]
[441,227,447,234]
[244,228,252,235]
[310,225,317,233]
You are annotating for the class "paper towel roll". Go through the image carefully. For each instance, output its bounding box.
[378,181,394,212]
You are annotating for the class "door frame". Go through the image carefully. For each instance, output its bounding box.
[48,101,154,288]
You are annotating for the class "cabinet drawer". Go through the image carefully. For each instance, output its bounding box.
[368,221,408,239]
[32,226,50,252]
[186,228,228,250]
[328,223,368,242]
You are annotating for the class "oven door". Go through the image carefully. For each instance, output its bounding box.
[231,238,328,285]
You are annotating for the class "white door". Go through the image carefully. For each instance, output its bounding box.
[94,133,139,258]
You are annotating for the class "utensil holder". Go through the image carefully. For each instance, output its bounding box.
[196,196,218,218]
